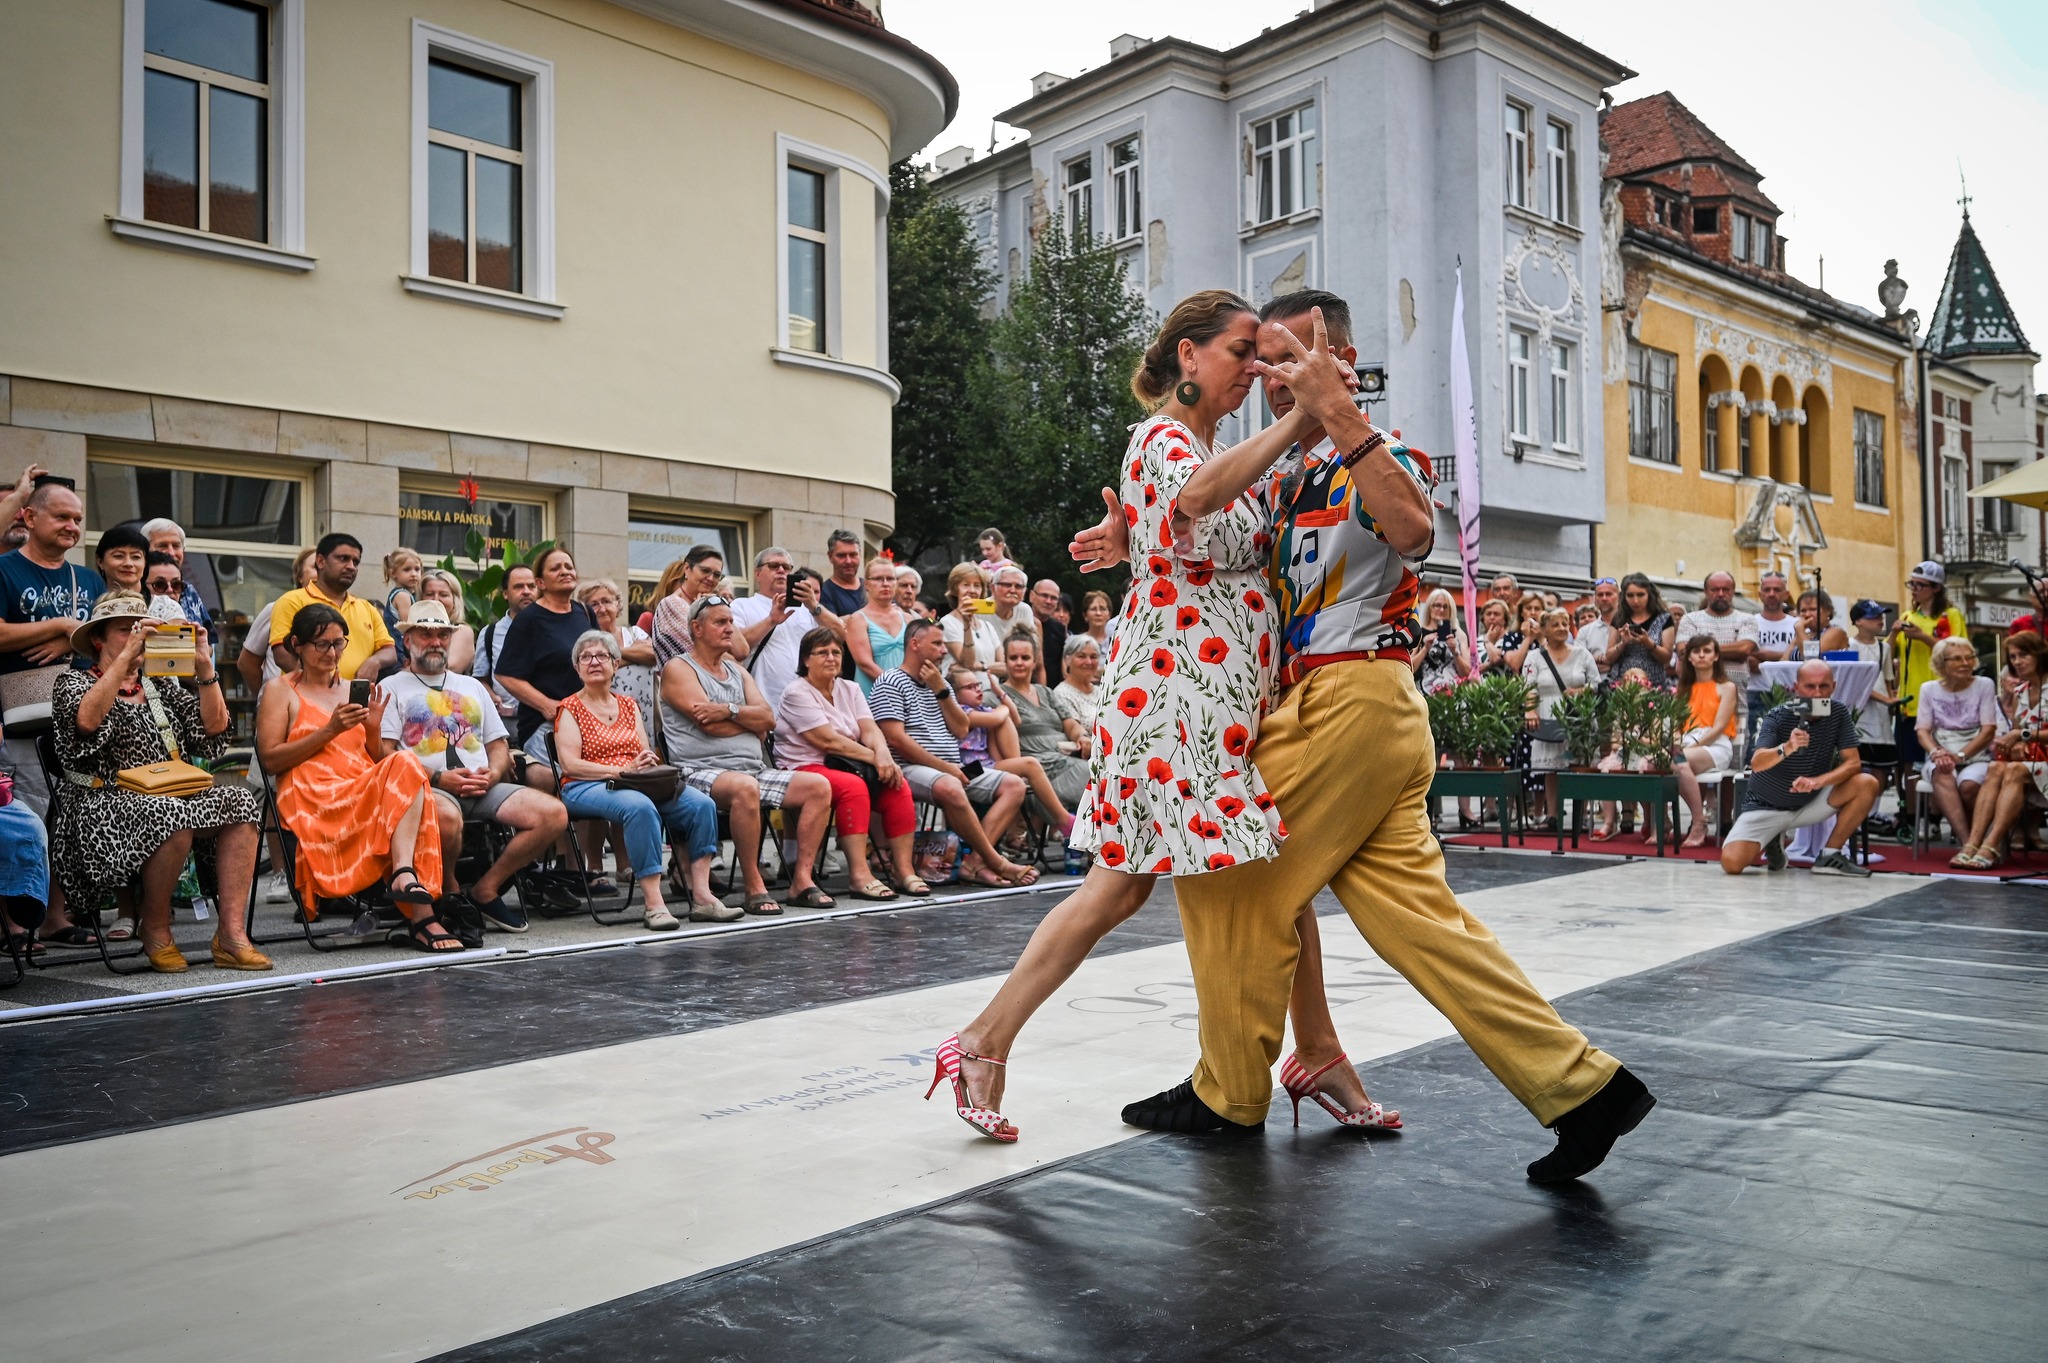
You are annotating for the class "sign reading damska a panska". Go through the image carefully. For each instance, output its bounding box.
[398,490,544,561]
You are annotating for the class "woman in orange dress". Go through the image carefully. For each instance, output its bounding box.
[255,602,457,952]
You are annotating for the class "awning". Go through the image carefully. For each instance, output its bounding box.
[1967,460,2048,512]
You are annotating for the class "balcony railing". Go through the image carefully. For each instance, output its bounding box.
[1939,525,2016,568]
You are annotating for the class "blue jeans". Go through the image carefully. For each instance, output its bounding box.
[561,780,718,877]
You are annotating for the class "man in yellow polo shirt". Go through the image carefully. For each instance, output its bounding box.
[267,533,396,680]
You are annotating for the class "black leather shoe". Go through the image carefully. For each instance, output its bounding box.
[1527,1066,1655,1184]
[1120,1079,1264,1137]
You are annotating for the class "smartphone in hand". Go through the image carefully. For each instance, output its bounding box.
[349,679,372,708]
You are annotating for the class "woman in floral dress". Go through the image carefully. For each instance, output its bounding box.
[927,291,1398,1142]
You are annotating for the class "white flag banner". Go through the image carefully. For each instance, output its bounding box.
[1450,267,1482,661]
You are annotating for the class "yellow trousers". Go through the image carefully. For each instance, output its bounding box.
[1174,659,1619,1127]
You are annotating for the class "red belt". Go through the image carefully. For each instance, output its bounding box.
[1277,649,1411,687]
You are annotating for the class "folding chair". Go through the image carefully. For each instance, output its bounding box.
[541,732,656,926]
[31,727,155,975]
[252,775,397,951]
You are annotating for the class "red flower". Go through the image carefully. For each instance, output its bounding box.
[1128,458,1144,481]
[1146,757,1174,783]
[1185,565,1214,586]
[1176,606,1201,629]
[1151,857,1175,873]
[1223,724,1250,756]
[1198,637,1230,664]
[1149,580,1178,608]
[1244,589,1266,611]
[1147,555,1173,577]
[1187,812,1207,836]
[1124,502,1139,527]
[1116,688,1148,718]
[1157,518,1175,548]
[1176,779,1194,799]
[1215,796,1246,818]
[1099,842,1127,867]
[1207,852,1237,870]
[1109,637,1122,662]
[1177,719,1188,744]
[1199,820,1223,839]
[1117,777,1138,799]
[1096,726,1113,757]
[1143,483,1158,507]
[1275,818,1288,838]
[1253,791,1275,810]
[1258,634,1272,667]
[1096,802,1120,824]
[1150,649,1176,677]
[1219,769,1241,781]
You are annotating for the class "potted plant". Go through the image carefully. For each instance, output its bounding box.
[1612,685,1694,774]
[1554,688,1609,771]
[1465,673,1535,769]
[1426,682,1475,767]
[437,529,559,632]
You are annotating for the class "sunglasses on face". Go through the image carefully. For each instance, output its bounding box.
[149,579,184,595]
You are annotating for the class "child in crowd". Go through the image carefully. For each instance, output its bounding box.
[381,548,424,655]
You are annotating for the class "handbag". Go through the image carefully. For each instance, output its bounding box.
[608,763,680,805]
[101,679,214,797]
[823,752,881,788]
[0,563,83,730]
[1531,648,1571,745]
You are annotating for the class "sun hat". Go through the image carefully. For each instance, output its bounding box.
[1908,560,1946,586]
[395,599,457,635]
[68,592,152,656]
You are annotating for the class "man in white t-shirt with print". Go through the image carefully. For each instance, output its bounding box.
[380,601,568,934]
[1676,570,1760,728]
[1746,571,1800,746]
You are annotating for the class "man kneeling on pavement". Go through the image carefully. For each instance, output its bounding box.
[379,601,569,932]
[1722,659,1880,878]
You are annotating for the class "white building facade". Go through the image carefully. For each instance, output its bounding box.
[930,0,1631,591]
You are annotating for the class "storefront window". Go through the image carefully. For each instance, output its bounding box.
[89,460,301,545]
[399,489,545,563]
[627,514,745,616]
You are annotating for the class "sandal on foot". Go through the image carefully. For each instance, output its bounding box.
[896,875,933,897]
[38,925,100,948]
[142,938,188,973]
[105,918,136,942]
[742,892,783,916]
[389,867,435,909]
[784,886,835,909]
[404,914,466,953]
[210,938,273,971]
[850,880,897,901]
[1949,845,1983,868]
[1001,863,1040,887]
[4,930,45,959]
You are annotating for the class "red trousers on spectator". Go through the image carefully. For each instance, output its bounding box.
[800,764,916,839]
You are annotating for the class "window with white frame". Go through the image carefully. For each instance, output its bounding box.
[1110,136,1142,241]
[1549,340,1575,449]
[1853,409,1885,506]
[1627,342,1678,464]
[785,164,829,353]
[1507,328,1534,440]
[1981,462,2017,533]
[407,23,555,315]
[1504,100,1532,209]
[1250,105,1316,225]
[1731,212,1750,262]
[427,60,525,291]
[1544,119,1576,226]
[1064,155,1093,237]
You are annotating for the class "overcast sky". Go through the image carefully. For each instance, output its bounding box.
[887,0,2044,385]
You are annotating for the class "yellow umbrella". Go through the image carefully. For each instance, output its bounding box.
[1968,460,2048,513]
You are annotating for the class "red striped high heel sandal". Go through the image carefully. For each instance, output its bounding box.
[924,1034,1018,1143]
[1280,1053,1402,1130]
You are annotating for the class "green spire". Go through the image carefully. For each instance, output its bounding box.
[1926,212,2034,359]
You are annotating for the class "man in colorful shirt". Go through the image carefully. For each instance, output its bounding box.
[1082,290,1650,1183]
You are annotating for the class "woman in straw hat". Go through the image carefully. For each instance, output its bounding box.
[49,592,269,973]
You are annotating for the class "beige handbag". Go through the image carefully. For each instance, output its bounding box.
[65,678,215,798]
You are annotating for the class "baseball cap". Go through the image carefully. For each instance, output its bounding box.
[1849,598,1885,622]
[1907,560,1946,586]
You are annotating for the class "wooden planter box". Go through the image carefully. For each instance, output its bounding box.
[1550,771,1683,855]
[1428,767,1527,848]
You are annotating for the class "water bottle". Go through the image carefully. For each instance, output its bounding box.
[1063,843,1089,876]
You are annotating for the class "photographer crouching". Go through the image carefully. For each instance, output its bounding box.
[1721,659,1881,878]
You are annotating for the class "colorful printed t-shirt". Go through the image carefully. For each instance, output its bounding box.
[378,671,505,773]
[1256,434,1435,675]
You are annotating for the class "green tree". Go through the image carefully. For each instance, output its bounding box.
[966,212,1151,600]
[887,159,995,562]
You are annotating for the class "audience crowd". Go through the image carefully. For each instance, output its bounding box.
[4,445,2041,971]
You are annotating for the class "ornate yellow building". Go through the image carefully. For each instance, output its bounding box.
[1596,94,1921,604]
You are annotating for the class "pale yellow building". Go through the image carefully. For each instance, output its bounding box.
[1596,95,1920,604]
[0,0,951,623]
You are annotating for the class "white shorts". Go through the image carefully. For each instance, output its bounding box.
[1725,792,1837,848]
[1689,736,1734,772]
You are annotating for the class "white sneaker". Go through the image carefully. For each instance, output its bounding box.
[261,872,293,903]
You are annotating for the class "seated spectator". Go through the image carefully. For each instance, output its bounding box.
[733,548,843,711]
[660,595,836,912]
[871,620,1036,887]
[0,718,49,959]
[1792,588,1851,659]
[1952,630,2048,869]
[495,546,595,753]
[1055,633,1102,732]
[1079,590,1114,646]
[141,517,216,642]
[257,603,455,952]
[894,565,924,617]
[553,629,725,926]
[1917,636,1999,846]
[56,594,269,972]
[950,666,1006,769]
[993,632,1084,827]
[94,524,149,597]
[650,545,745,667]
[379,602,571,934]
[845,556,908,695]
[417,568,476,674]
[1721,660,1879,878]
[1413,588,1472,691]
[380,548,424,645]
[775,627,918,899]
[941,561,1003,668]
[1672,635,1739,849]
[239,546,319,909]
[473,562,538,723]
[267,533,395,682]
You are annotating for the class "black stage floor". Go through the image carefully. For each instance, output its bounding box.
[431,880,2047,1363]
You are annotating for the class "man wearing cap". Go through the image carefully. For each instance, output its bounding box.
[1846,599,1900,760]
[377,601,570,934]
[1894,561,1968,779]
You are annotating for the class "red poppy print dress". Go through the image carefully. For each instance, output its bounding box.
[1069,417,1286,875]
